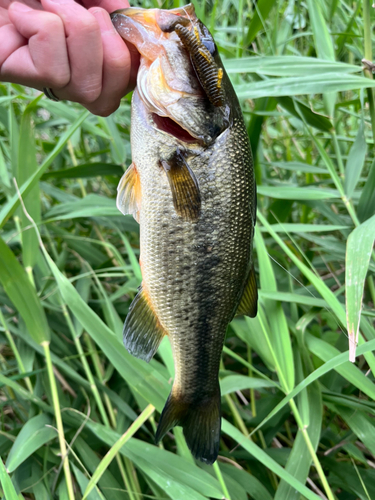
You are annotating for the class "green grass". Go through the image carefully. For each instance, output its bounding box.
[1,0,375,499]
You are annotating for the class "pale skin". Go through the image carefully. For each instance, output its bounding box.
[0,0,139,116]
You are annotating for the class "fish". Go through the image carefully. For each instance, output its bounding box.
[111,4,257,465]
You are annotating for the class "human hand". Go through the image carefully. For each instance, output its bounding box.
[0,0,139,116]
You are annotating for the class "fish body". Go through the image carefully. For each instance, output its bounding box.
[112,5,257,464]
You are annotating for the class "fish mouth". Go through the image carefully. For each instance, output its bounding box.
[112,5,221,146]
[151,114,198,144]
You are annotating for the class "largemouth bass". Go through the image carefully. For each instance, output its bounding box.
[111,4,257,465]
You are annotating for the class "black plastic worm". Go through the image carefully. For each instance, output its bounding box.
[174,24,224,107]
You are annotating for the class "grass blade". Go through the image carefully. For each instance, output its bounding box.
[0,236,50,344]
[344,118,367,199]
[357,158,375,222]
[6,414,55,472]
[82,405,155,500]
[0,458,19,500]
[346,213,375,360]
[0,110,89,228]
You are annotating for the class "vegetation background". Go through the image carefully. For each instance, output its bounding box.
[1,0,375,499]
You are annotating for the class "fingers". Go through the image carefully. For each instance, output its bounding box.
[1,0,136,115]
[83,7,131,115]
[81,0,130,14]
[40,0,103,104]
[2,2,70,87]
[0,0,44,11]
[0,6,11,24]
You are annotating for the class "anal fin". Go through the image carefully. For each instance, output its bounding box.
[123,285,165,362]
[117,162,141,222]
[236,264,258,318]
[160,148,201,221]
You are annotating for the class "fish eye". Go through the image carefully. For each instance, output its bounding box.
[201,38,216,55]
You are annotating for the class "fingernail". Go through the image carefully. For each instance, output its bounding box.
[11,2,32,12]
[91,8,114,29]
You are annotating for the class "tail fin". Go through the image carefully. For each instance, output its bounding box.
[155,388,221,465]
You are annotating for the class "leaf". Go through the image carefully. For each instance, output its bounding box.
[0,236,50,344]
[357,158,375,222]
[0,110,89,228]
[79,416,216,500]
[37,235,169,410]
[254,227,295,392]
[323,458,375,499]
[0,458,19,500]
[220,374,276,395]
[225,56,359,76]
[221,471,247,500]
[232,316,276,373]
[257,185,340,200]
[70,411,223,500]
[245,0,276,45]
[6,414,56,472]
[0,144,10,190]
[118,232,142,281]
[260,223,349,233]
[247,338,375,443]
[99,115,126,165]
[71,464,104,500]
[125,439,223,499]
[259,291,327,308]
[346,214,375,361]
[17,97,41,270]
[330,405,375,457]
[235,73,375,99]
[44,194,119,220]
[276,96,333,132]
[268,161,328,174]
[306,334,375,400]
[124,452,208,500]
[222,420,322,500]
[344,119,367,199]
[305,0,336,116]
[258,211,347,333]
[74,437,125,500]
[8,103,19,179]
[41,100,110,139]
[275,355,322,500]
[41,163,124,180]
[306,0,335,61]
[219,464,273,500]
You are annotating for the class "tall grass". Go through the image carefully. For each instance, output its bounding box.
[0,1,375,499]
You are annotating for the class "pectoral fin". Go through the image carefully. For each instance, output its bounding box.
[236,265,258,318]
[117,162,141,222]
[160,149,201,221]
[123,285,166,362]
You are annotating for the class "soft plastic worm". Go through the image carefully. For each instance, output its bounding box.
[174,24,224,107]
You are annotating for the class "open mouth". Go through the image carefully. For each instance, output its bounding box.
[152,113,197,143]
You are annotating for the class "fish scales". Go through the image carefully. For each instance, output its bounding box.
[134,92,254,393]
[112,4,257,464]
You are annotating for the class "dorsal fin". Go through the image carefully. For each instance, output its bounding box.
[236,264,258,318]
[117,162,142,222]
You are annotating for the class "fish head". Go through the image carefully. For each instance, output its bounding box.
[111,5,230,146]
